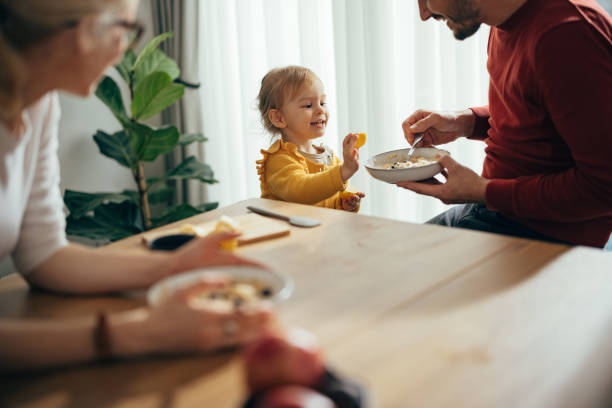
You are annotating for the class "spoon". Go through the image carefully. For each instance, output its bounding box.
[247,206,321,228]
[405,133,424,161]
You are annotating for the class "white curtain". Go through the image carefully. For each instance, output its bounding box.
[191,0,490,223]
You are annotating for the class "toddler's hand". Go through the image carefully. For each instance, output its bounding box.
[340,133,359,182]
[342,192,365,212]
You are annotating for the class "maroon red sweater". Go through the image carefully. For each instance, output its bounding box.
[470,0,612,247]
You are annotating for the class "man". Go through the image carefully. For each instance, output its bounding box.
[399,0,612,248]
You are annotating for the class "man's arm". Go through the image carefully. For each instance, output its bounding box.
[468,106,490,140]
[485,22,612,221]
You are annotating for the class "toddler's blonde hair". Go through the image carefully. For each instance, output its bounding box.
[257,65,320,135]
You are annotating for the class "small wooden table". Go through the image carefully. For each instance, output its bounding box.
[2,198,612,408]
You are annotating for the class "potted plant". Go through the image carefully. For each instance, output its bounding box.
[64,32,218,243]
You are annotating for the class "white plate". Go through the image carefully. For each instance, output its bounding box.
[147,266,293,306]
[364,147,449,183]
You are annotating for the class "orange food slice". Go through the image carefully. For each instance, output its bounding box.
[214,215,239,251]
[355,133,366,149]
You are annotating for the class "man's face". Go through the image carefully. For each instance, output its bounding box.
[418,0,481,40]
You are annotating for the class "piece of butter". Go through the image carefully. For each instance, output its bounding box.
[178,223,206,236]
[214,215,240,232]
[214,215,239,251]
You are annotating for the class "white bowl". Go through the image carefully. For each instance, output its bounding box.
[364,147,449,183]
[147,266,293,306]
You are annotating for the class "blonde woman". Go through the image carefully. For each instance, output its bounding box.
[0,0,273,371]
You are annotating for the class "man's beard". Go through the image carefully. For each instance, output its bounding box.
[436,0,481,40]
[451,20,481,40]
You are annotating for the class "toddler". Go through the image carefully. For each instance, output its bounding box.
[256,66,365,211]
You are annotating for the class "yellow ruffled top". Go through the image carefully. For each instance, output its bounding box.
[256,139,359,211]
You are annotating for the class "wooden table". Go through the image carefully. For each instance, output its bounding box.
[2,198,612,408]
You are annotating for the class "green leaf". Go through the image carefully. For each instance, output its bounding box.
[131,72,184,120]
[147,186,174,204]
[66,201,143,242]
[95,76,129,125]
[93,130,135,168]
[133,32,174,72]
[64,190,135,219]
[115,49,137,85]
[125,123,179,162]
[150,204,205,227]
[196,202,219,212]
[151,202,219,228]
[66,216,135,242]
[94,201,143,232]
[125,122,154,161]
[133,49,180,90]
[148,156,217,188]
[178,133,208,146]
[141,125,180,162]
[120,189,139,202]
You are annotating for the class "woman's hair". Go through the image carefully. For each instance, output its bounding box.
[257,65,319,135]
[0,0,126,122]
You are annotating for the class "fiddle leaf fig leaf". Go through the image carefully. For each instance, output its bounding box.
[131,72,184,120]
[140,125,180,162]
[64,190,135,219]
[147,186,174,204]
[95,76,129,125]
[66,201,143,242]
[124,123,179,162]
[178,133,208,145]
[93,130,135,168]
[115,49,137,85]
[133,32,173,71]
[151,202,218,228]
[125,122,153,161]
[133,49,180,90]
[147,156,217,188]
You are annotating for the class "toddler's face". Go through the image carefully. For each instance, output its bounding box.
[279,78,329,142]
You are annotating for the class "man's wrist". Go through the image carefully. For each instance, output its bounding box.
[459,109,477,137]
[477,177,490,203]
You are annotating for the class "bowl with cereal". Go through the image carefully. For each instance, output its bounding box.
[147,266,293,309]
[364,147,449,183]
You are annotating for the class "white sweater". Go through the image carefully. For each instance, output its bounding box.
[0,92,68,275]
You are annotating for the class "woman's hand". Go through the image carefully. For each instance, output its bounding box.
[402,109,476,146]
[170,232,264,275]
[340,133,360,182]
[342,192,365,212]
[396,155,490,204]
[113,277,275,356]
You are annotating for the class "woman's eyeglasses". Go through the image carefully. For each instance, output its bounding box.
[113,20,144,49]
[63,19,145,50]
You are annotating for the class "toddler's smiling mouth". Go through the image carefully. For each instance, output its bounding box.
[310,119,326,128]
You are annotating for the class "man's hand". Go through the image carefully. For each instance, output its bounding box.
[396,155,489,204]
[402,109,476,146]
